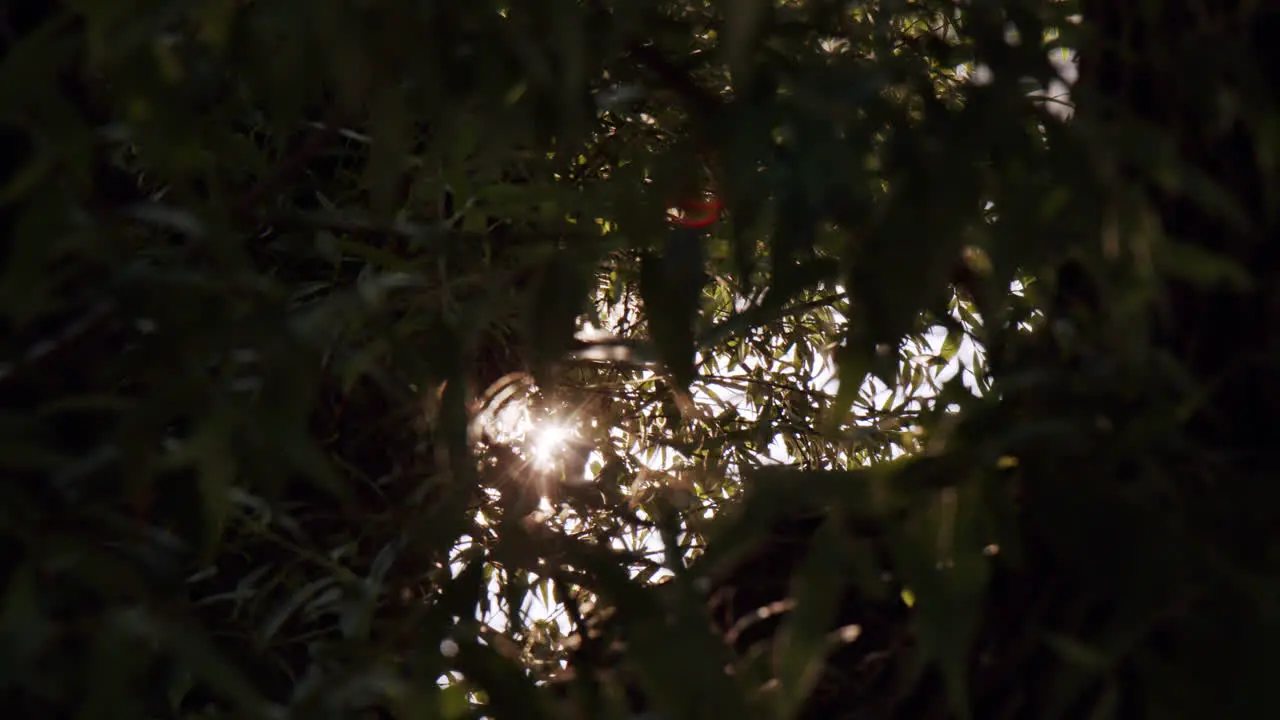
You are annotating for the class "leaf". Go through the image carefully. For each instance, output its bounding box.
[717,106,775,287]
[827,342,873,432]
[260,577,336,643]
[771,186,820,296]
[0,415,67,471]
[553,535,751,717]
[183,418,237,563]
[195,0,239,48]
[80,614,149,720]
[696,466,883,580]
[1043,633,1113,672]
[504,569,530,630]
[119,610,273,717]
[0,566,51,681]
[696,259,840,351]
[639,226,708,389]
[528,250,594,383]
[772,517,849,719]
[439,683,474,719]
[366,85,412,218]
[440,553,490,627]
[1158,240,1254,291]
[121,203,207,237]
[886,483,990,720]
[453,640,553,720]
[723,0,771,80]
[624,610,751,720]
[940,329,964,362]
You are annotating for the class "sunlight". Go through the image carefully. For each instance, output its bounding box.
[529,422,572,469]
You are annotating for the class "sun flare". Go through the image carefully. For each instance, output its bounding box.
[528,423,573,468]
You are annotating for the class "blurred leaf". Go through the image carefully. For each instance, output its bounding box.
[79,616,149,720]
[260,576,336,643]
[453,640,553,720]
[723,0,769,80]
[3,3,1277,719]
[123,610,274,718]
[888,486,990,720]
[639,227,708,389]
[771,517,847,719]
[1158,240,1254,291]
[187,418,237,562]
[528,250,594,382]
[367,86,412,218]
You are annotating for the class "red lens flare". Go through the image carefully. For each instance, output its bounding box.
[668,197,722,229]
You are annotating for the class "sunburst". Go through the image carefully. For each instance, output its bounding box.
[529,423,574,470]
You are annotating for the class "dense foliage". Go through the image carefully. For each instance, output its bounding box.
[2,1,1278,719]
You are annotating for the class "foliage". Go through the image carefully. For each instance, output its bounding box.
[1,1,1278,719]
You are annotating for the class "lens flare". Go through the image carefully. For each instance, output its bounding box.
[529,423,572,468]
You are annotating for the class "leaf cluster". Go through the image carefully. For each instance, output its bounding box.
[2,1,1279,719]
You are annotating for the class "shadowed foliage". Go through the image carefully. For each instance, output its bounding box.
[2,1,1278,719]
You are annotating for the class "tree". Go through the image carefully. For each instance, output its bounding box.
[0,1,1276,719]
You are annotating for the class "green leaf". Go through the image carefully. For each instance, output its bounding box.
[438,552,490,628]
[182,418,236,563]
[639,227,708,389]
[125,611,273,717]
[772,517,848,719]
[940,329,964,362]
[696,466,885,580]
[453,640,553,720]
[260,577,336,643]
[887,483,991,720]
[1158,240,1254,291]
[723,0,770,78]
[79,618,149,720]
[827,343,872,431]
[555,536,751,717]
[528,250,594,383]
[1043,633,1113,672]
[439,682,474,720]
[771,187,820,296]
[366,85,412,218]
[504,568,530,630]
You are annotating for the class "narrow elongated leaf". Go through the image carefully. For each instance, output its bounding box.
[453,641,554,720]
[528,250,594,383]
[367,86,412,218]
[772,517,848,719]
[639,226,708,389]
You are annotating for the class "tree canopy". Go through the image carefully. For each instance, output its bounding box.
[2,1,1278,719]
